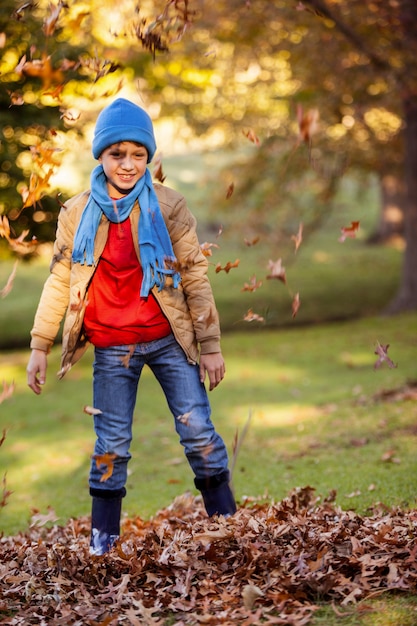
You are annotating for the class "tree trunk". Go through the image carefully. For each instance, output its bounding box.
[385,96,417,313]
[384,0,417,312]
[368,174,405,244]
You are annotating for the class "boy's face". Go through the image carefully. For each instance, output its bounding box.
[99,141,148,198]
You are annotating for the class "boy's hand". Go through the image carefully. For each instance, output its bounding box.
[199,352,225,391]
[27,349,48,395]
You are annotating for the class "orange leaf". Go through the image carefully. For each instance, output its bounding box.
[243,309,265,323]
[93,453,118,482]
[200,241,219,257]
[241,275,262,292]
[244,236,260,247]
[215,259,240,273]
[339,221,360,242]
[296,104,319,144]
[242,128,260,146]
[226,182,235,199]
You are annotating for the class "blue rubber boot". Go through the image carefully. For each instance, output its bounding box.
[194,471,237,517]
[89,488,125,556]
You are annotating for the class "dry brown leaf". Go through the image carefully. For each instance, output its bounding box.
[266,258,286,283]
[215,259,240,273]
[83,405,103,416]
[1,485,416,624]
[243,309,265,323]
[242,583,264,609]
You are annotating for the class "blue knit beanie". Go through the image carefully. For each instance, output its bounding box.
[92,98,157,163]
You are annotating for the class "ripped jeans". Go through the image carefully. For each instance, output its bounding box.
[89,333,230,492]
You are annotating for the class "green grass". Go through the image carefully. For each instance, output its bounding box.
[1,311,416,538]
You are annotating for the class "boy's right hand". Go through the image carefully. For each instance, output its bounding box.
[27,349,48,395]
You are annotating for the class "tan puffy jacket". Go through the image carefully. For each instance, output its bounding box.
[30,183,221,378]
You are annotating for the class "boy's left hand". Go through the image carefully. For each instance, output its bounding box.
[199,352,225,391]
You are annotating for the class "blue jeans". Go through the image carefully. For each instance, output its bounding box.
[89,334,230,492]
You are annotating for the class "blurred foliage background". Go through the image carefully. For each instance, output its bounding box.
[1,0,416,311]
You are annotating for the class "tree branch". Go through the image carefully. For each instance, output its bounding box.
[299,0,391,70]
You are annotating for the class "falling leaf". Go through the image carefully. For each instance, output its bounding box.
[83,405,103,416]
[153,153,166,183]
[0,381,15,405]
[215,259,240,273]
[243,309,265,323]
[93,453,118,482]
[0,215,10,239]
[78,54,121,83]
[339,221,360,243]
[15,53,64,89]
[226,182,235,199]
[1,260,18,298]
[200,241,219,257]
[241,275,262,292]
[244,236,260,247]
[42,0,65,37]
[43,83,65,101]
[292,222,303,253]
[166,253,197,273]
[30,507,59,528]
[20,171,54,209]
[374,342,397,370]
[12,2,37,21]
[266,258,286,283]
[292,292,301,318]
[59,107,81,126]
[1,473,13,509]
[7,90,24,106]
[242,128,260,146]
[230,410,252,478]
[296,104,319,144]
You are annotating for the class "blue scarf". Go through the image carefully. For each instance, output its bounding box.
[72,165,181,296]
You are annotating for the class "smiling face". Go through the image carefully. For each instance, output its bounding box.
[99,141,148,198]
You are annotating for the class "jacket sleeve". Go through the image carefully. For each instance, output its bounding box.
[29,195,80,352]
[159,187,222,354]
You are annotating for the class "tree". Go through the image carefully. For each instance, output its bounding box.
[297,0,417,311]
[0,0,192,247]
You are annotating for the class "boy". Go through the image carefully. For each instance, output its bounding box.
[26,98,236,555]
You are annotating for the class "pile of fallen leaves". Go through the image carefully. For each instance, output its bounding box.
[1,487,416,625]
